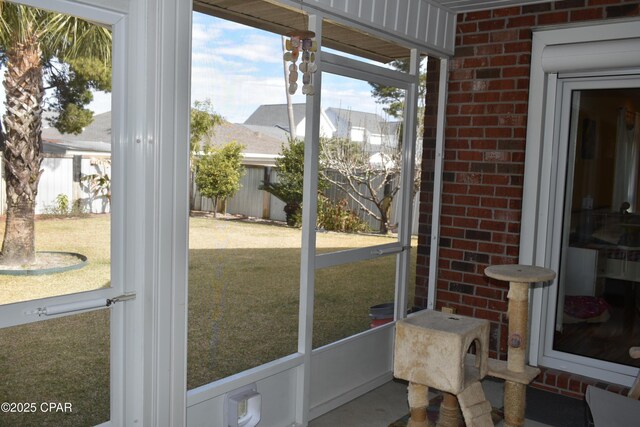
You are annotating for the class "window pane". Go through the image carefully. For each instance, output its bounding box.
[0,3,112,305]
[0,310,110,426]
[188,219,300,388]
[555,87,640,368]
[319,72,407,240]
[313,255,397,349]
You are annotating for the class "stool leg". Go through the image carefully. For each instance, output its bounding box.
[503,381,525,427]
[408,382,431,427]
[436,392,460,427]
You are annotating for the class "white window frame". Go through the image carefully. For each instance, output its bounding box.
[523,18,640,386]
[0,0,130,425]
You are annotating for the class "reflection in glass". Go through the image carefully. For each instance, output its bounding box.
[555,88,640,368]
[0,310,110,426]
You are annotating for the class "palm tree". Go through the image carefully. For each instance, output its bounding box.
[0,3,111,264]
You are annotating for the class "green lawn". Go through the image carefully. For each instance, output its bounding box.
[0,215,416,426]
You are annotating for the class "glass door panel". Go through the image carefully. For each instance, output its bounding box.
[318,72,408,239]
[187,14,303,389]
[555,87,640,368]
[0,309,110,426]
[0,2,112,306]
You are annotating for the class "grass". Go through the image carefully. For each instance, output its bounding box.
[0,215,416,425]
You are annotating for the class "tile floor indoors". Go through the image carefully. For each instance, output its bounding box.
[309,379,553,427]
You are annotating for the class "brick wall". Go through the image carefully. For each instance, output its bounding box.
[416,0,640,397]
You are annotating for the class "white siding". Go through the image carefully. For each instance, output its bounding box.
[306,0,456,55]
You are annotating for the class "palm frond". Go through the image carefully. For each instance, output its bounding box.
[0,3,111,63]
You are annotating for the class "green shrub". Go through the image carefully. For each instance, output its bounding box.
[316,194,369,233]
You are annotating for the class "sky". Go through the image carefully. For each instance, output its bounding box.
[189,13,387,123]
[0,12,391,126]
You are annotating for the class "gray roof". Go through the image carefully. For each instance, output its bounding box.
[207,122,285,156]
[243,103,306,132]
[325,107,395,135]
[41,111,111,154]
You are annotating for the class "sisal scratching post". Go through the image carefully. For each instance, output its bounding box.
[507,282,529,373]
[485,265,556,427]
[436,392,460,427]
[503,381,526,427]
[408,382,431,427]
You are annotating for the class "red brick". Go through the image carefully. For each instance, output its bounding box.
[485,127,513,138]
[475,308,501,322]
[538,11,570,25]
[453,217,479,228]
[480,219,507,231]
[463,33,490,45]
[488,79,516,90]
[449,116,473,126]
[481,197,509,209]
[462,295,488,308]
[557,373,571,389]
[438,290,461,303]
[571,7,604,20]
[476,44,504,56]
[493,210,520,221]
[465,10,492,21]
[460,104,486,115]
[503,67,530,78]
[507,15,536,28]
[490,55,518,66]
[492,6,521,17]
[475,286,503,300]
[478,242,506,254]
[479,19,506,31]
[454,195,481,206]
[474,92,502,103]
[473,115,499,126]
[490,29,519,42]
[467,207,493,218]
[440,248,464,260]
[468,185,495,196]
[463,273,489,286]
[463,56,489,68]
[504,41,532,53]
[470,140,498,150]
[482,174,510,185]
[452,239,478,251]
[457,22,478,33]
[545,371,557,387]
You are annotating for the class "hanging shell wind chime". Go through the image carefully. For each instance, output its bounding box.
[284,30,317,95]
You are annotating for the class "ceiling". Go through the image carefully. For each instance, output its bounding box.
[193,0,553,62]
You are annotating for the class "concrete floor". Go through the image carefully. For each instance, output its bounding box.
[309,379,553,427]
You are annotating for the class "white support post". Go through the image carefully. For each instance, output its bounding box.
[394,48,421,322]
[133,0,192,425]
[296,13,323,427]
[427,58,449,310]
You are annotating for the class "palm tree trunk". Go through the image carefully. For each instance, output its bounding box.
[1,36,44,264]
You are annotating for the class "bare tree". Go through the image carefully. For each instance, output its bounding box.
[320,123,420,234]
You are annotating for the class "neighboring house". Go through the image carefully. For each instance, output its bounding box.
[0,112,112,215]
[244,103,402,150]
[193,120,288,220]
[244,103,335,139]
[324,107,401,147]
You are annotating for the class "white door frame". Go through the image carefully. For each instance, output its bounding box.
[522,18,640,386]
[0,0,130,425]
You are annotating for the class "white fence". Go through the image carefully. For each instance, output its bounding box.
[0,154,111,215]
[0,157,418,234]
[194,165,420,234]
